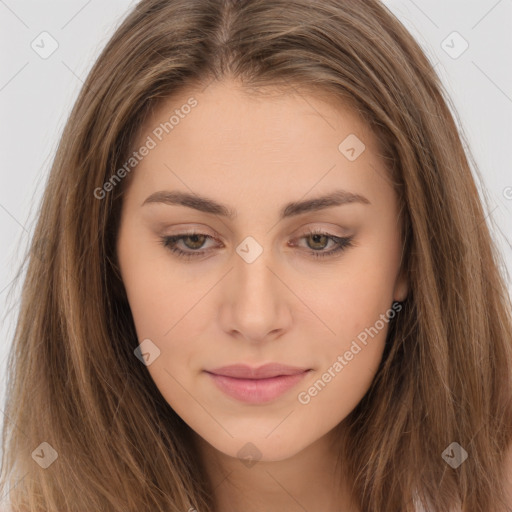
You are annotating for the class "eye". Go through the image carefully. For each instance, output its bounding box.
[160,229,355,261]
[291,229,354,259]
[160,231,220,260]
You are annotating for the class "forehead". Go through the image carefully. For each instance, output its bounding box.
[125,78,393,214]
[142,79,372,153]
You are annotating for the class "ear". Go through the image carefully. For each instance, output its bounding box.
[393,267,408,303]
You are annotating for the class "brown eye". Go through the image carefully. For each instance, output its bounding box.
[182,234,208,250]
[306,233,329,251]
[292,230,355,260]
[160,232,219,260]
[161,230,354,262]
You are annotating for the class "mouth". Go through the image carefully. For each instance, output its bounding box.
[204,363,312,404]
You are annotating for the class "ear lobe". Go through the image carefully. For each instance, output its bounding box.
[393,268,408,303]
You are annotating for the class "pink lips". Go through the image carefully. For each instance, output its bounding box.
[205,363,311,404]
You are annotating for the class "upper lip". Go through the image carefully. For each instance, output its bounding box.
[206,363,311,380]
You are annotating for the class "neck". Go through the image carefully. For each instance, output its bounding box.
[190,426,359,512]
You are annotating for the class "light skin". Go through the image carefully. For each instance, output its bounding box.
[116,78,408,512]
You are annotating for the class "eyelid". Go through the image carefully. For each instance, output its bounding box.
[161,227,223,247]
[290,222,349,239]
[161,224,349,246]
[160,226,355,261]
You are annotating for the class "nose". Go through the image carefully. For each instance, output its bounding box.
[217,245,293,344]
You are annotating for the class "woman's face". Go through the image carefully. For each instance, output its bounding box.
[116,78,407,461]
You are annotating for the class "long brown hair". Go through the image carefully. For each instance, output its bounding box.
[1,0,511,510]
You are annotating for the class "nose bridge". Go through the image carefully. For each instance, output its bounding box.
[221,236,291,341]
[235,239,279,311]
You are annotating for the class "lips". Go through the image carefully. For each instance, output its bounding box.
[204,363,312,404]
[206,363,311,379]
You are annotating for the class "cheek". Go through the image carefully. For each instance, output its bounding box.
[300,253,397,406]
[118,224,201,339]
[295,290,391,430]
[122,270,210,396]
[122,265,207,422]
[310,255,398,345]
[117,237,211,377]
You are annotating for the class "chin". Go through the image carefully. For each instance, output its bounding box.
[207,432,314,464]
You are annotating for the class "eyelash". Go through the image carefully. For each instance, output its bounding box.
[160,229,354,261]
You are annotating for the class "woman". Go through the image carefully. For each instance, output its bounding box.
[1,0,511,510]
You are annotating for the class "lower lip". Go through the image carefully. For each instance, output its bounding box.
[206,371,311,404]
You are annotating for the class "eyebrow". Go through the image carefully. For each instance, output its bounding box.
[141,189,371,219]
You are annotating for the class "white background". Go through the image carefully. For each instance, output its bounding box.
[1,0,511,457]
